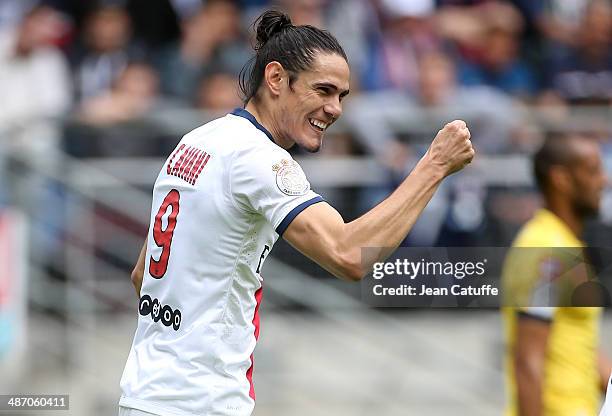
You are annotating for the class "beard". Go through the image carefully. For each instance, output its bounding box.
[303,143,321,153]
[574,197,600,219]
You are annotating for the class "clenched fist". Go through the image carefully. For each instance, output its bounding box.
[425,120,475,177]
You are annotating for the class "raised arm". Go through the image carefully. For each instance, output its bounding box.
[283,120,474,281]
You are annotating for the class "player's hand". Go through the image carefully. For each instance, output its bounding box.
[425,120,474,177]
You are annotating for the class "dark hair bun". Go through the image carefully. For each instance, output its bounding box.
[255,10,292,49]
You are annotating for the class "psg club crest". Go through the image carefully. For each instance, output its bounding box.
[272,159,310,196]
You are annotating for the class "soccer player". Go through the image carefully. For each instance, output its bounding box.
[118,10,474,416]
[502,133,611,416]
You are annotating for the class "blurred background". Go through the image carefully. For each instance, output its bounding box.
[2,0,612,414]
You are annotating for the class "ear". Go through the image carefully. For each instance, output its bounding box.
[549,165,573,194]
[263,61,286,98]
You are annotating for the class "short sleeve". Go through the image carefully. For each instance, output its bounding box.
[503,248,565,313]
[518,307,555,321]
[511,256,557,320]
[231,145,323,236]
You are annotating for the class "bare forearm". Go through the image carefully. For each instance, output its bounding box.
[516,369,543,416]
[514,317,550,416]
[282,120,473,282]
[343,156,444,256]
[337,119,472,275]
[339,120,472,260]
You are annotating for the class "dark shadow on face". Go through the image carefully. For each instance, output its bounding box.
[566,139,606,218]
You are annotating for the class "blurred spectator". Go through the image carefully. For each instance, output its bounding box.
[346,50,520,174]
[547,0,612,104]
[76,62,160,125]
[169,0,206,19]
[536,0,590,47]
[279,0,326,26]
[345,50,521,244]
[153,0,248,101]
[194,71,241,114]
[235,0,271,10]
[0,5,72,136]
[459,25,536,97]
[66,61,178,158]
[326,0,376,90]
[0,4,72,262]
[126,0,180,49]
[0,0,38,29]
[70,5,138,101]
[437,1,537,97]
[435,0,513,61]
[358,0,440,92]
[49,0,180,50]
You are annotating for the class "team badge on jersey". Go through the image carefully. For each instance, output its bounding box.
[272,159,310,196]
[538,257,563,282]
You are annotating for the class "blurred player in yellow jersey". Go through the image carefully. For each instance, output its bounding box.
[502,133,611,416]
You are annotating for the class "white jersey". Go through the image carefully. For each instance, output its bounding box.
[119,108,323,416]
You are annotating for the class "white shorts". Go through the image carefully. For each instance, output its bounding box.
[118,406,160,416]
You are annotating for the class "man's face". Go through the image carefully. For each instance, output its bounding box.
[418,52,455,106]
[276,53,350,152]
[568,140,607,217]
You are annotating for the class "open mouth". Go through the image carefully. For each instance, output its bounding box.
[308,118,328,132]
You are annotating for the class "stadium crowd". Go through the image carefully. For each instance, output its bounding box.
[1,0,612,247]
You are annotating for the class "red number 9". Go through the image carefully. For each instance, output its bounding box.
[149,189,180,278]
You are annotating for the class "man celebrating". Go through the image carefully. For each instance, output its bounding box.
[502,133,611,416]
[119,10,474,416]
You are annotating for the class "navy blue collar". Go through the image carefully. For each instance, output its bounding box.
[231,108,275,143]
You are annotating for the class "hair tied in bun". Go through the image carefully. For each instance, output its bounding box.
[255,10,292,50]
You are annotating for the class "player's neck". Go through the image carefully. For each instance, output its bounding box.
[244,101,292,149]
[545,201,584,238]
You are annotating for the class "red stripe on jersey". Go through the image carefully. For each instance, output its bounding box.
[247,284,263,401]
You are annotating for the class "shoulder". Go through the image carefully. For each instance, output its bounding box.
[179,113,278,151]
[182,113,296,172]
[233,140,301,186]
[224,114,291,161]
[513,211,551,247]
[512,217,549,248]
[231,140,312,199]
[182,114,242,142]
[223,117,307,192]
[513,210,581,248]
